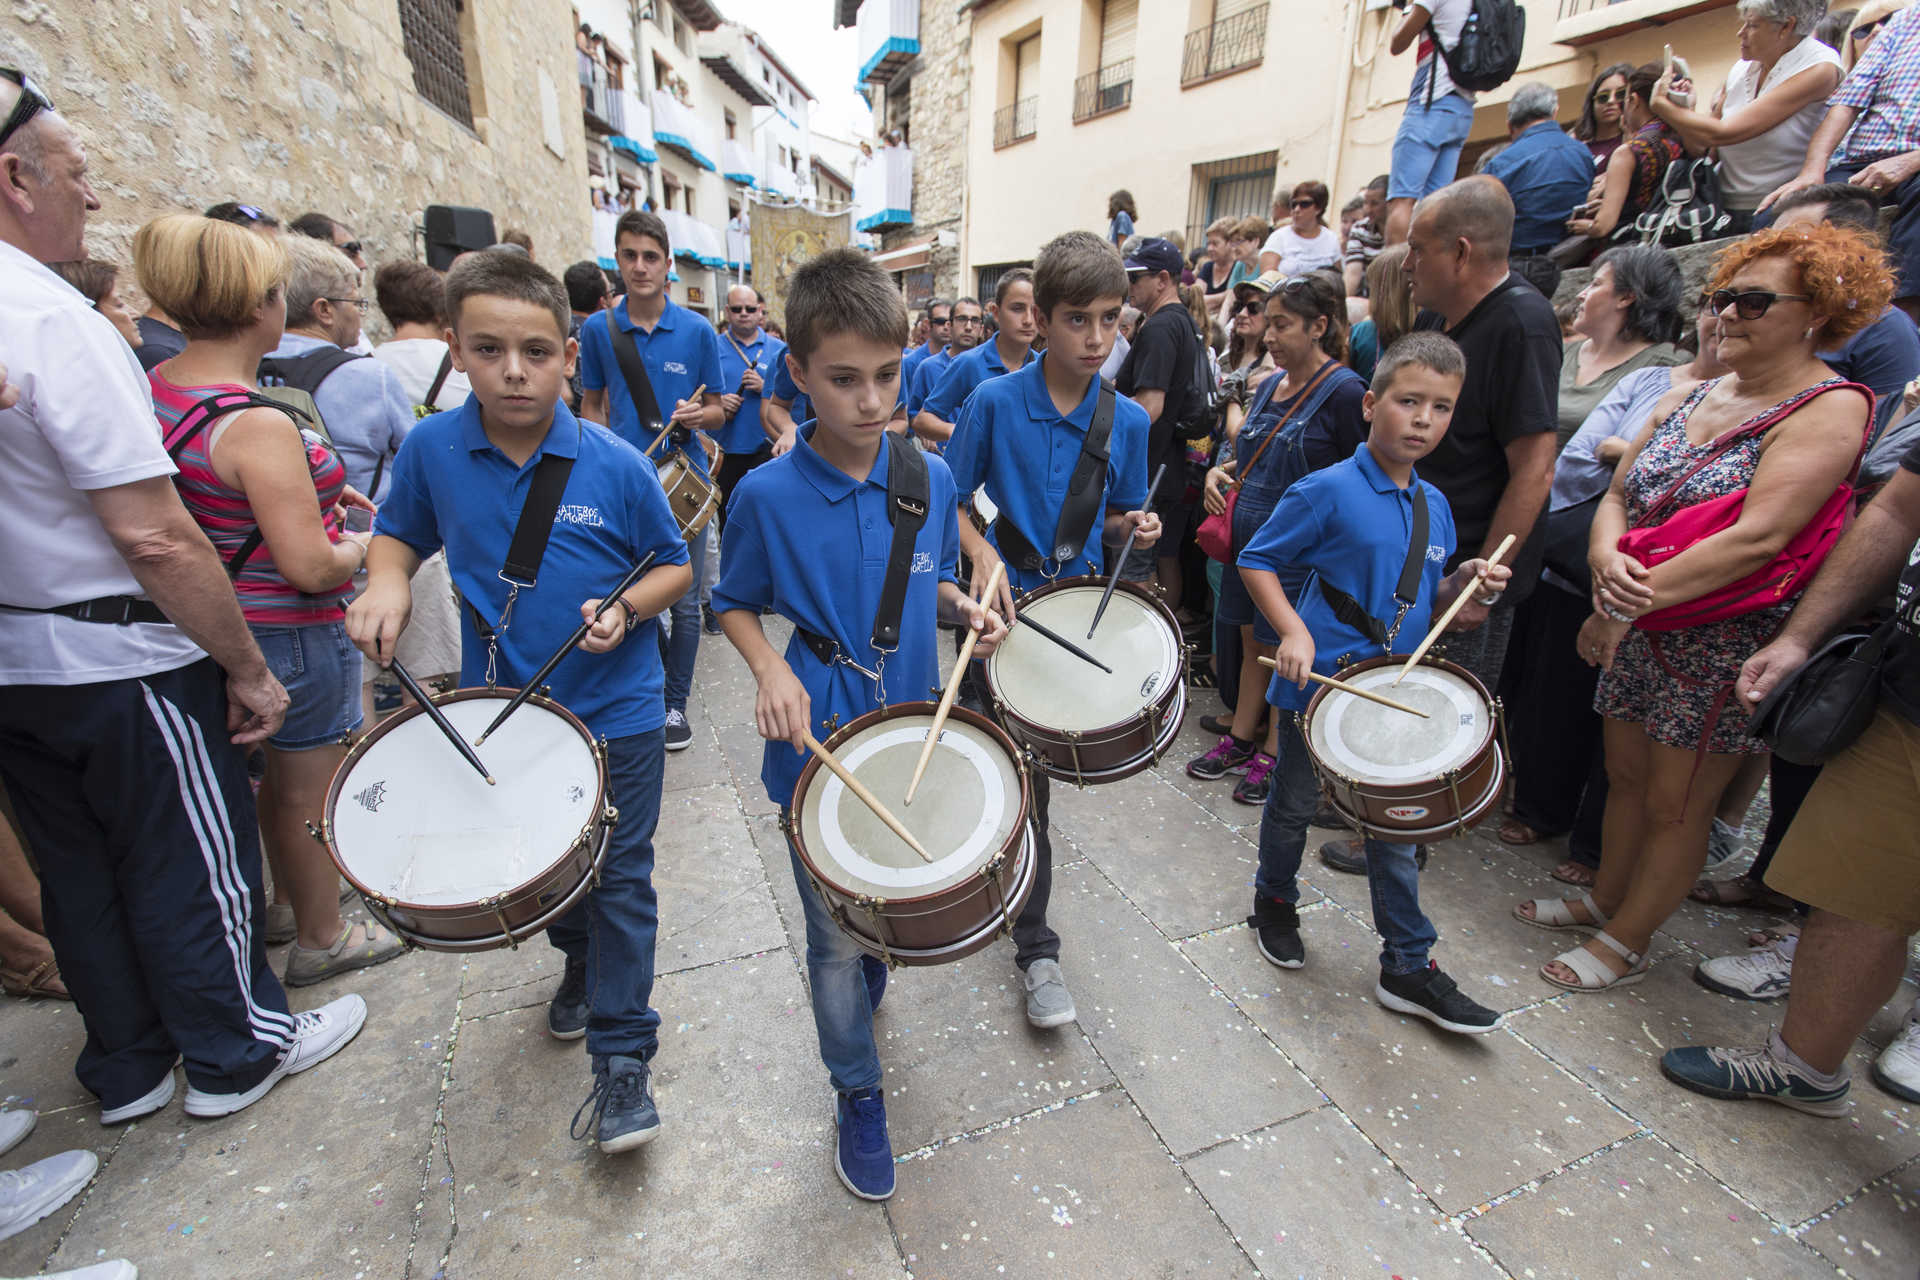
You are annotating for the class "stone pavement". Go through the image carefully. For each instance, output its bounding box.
[3,639,1917,1279]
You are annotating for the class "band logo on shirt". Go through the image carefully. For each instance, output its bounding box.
[556,504,607,528]
[1426,544,1447,564]
[664,360,689,376]
[910,551,935,574]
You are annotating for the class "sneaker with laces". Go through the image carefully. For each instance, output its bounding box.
[1376,962,1501,1035]
[184,994,367,1118]
[1706,817,1744,866]
[1232,752,1275,805]
[1021,958,1077,1028]
[834,1088,895,1200]
[1247,896,1304,968]
[1871,1002,1920,1104]
[547,956,589,1040]
[862,954,888,1013]
[664,708,693,752]
[0,1149,97,1242]
[1320,838,1427,873]
[1186,735,1255,781]
[1694,934,1795,1001]
[1661,1039,1850,1116]
[571,1054,661,1153]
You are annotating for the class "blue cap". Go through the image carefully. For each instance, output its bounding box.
[1122,237,1183,278]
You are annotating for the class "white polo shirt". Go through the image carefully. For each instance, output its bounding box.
[0,238,204,686]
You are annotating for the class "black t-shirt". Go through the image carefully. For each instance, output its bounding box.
[135,316,187,372]
[1881,435,1920,724]
[1118,302,1198,473]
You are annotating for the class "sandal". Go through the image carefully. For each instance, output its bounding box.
[1497,818,1544,846]
[1512,892,1608,932]
[1551,860,1597,888]
[0,957,71,1000]
[1541,930,1648,992]
[1688,877,1793,910]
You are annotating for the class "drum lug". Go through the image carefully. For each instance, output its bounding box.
[304,819,328,845]
[335,732,358,749]
[1066,730,1086,789]
[1441,767,1467,842]
[777,809,797,839]
[478,895,519,950]
[854,894,896,969]
[602,804,620,829]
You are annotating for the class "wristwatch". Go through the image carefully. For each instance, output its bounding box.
[617,598,640,632]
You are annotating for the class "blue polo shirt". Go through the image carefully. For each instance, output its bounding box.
[716,327,785,456]
[908,348,955,415]
[374,398,691,740]
[578,296,725,472]
[712,428,962,808]
[1484,121,1596,253]
[901,341,941,396]
[1823,307,1920,440]
[945,356,1152,595]
[1238,444,1455,712]
[922,340,1037,426]
[767,356,811,432]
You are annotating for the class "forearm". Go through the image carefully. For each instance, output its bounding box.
[1483,450,1554,559]
[1241,566,1308,642]
[765,398,795,440]
[1102,509,1132,543]
[1778,486,1917,644]
[718,608,788,680]
[936,580,978,629]
[621,561,694,621]
[913,410,955,443]
[119,526,269,676]
[698,396,724,432]
[957,506,994,562]
[1800,105,1856,175]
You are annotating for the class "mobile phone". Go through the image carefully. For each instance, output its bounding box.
[1663,44,1674,78]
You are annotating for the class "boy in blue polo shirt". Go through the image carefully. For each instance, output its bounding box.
[901,297,951,393]
[578,210,725,753]
[1237,332,1508,1036]
[945,230,1158,1033]
[348,252,693,1152]
[713,248,1005,1202]
[912,272,1037,447]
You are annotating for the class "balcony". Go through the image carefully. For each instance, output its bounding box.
[697,25,777,107]
[992,97,1037,150]
[720,138,759,187]
[579,52,617,134]
[1552,0,1734,46]
[853,142,912,231]
[651,88,717,171]
[609,88,657,163]
[658,209,730,269]
[857,0,919,87]
[1073,58,1133,123]
[1181,5,1269,87]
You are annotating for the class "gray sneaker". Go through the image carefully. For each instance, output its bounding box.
[1022,959,1077,1029]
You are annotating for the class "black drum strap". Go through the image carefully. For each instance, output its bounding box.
[873,435,930,651]
[1315,483,1429,651]
[1049,380,1115,564]
[464,431,578,641]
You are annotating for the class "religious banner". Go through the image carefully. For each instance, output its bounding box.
[749,196,852,328]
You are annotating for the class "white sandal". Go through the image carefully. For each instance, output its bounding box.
[1541,930,1648,992]
[1512,892,1608,932]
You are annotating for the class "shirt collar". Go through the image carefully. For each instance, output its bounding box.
[458,394,582,462]
[792,424,891,504]
[1354,442,1417,495]
[0,238,69,294]
[615,297,678,334]
[726,327,765,351]
[1017,356,1099,430]
[271,332,334,357]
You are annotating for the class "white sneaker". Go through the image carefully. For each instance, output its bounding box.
[1872,1001,1920,1104]
[100,1071,174,1126]
[183,994,367,1119]
[1694,934,1796,1001]
[42,1262,137,1279]
[0,1149,97,1242]
[0,1109,33,1159]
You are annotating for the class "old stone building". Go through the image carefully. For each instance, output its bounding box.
[1,0,592,303]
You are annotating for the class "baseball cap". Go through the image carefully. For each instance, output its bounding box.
[1122,237,1184,279]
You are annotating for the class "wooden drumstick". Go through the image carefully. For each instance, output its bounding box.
[646,384,708,457]
[1259,656,1430,719]
[802,730,935,864]
[905,561,1004,806]
[1392,532,1517,687]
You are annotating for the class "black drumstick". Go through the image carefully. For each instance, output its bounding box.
[389,659,494,786]
[1088,462,1168,639]
[1017,611,1114,675]
[474,553,658,745]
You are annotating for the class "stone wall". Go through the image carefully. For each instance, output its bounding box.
[880,0,968,297]
[2,0,592,319]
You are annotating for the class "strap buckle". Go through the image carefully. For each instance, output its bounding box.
[74,597,141,625]
[894,494,927,519]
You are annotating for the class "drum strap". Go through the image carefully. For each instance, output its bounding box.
[607,316,668,455]
[991,379,1116,574]
[462,426,580,684]
[1315,483,1429,650]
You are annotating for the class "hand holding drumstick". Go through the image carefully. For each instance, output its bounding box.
[905,563,1005,805]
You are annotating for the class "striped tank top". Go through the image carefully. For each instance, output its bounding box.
[149,372,354,626]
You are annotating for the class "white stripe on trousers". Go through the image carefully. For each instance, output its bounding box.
[141,682,297,1046]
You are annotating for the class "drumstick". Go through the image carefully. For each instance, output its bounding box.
[1016,611,1114,675]
[390,659,495,784]
[905,561,1004,806]
[1088,462,1168,639]
[802,730,935,864]
[1258,656,1429,719]
[1392,532,1518,687]
[646,384,708,457]
[473,552,659,745]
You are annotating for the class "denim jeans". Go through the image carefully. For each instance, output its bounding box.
[785,842,882,1093]
[661,525,709,712]
[1256,719,1437,975]
[545,730,663,1060]
[1388,91,1474,202]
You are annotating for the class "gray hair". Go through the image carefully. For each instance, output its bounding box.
[282,233,358,330]
[1735,0,1829,38]
[1507,82,1560,128]
[0,81,48,180]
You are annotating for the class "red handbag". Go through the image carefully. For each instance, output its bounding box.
[1616,379,1872,631]
[1196,362,1337,563]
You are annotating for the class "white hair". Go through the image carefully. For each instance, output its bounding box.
[1735,0,1829,38]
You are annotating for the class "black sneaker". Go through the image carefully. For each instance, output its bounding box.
[571,1054,662,1153]
[547,956,588,1041]
[701,603,722,635]
[664,708,693,752]
[1246,896,1304,968]
[1186,735,1256,780]
[1375,962,1501,1035]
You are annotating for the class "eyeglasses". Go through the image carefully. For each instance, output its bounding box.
[338,240,363,258]
[1710,288,1813,319]
[929,314,952,326]
[1854,17,1888,39]
[324,297,372,314]
[952,314,983,326]
[1232,299,1264,315]
[1592,88,1628,105]
[1289,199,1317,210]
[0,68,52,151]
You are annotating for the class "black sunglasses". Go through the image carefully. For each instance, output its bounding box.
[929,314,952,325]
[0,68,52,151]
[1289,199,1317,210]
[727,304,757,313]
[1232,299,1264,315]
[1710,288,1812,319]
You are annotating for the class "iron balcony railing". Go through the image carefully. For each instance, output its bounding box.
[1073,58,1134,122]
[1181,5,1269,87]
[993,96,1038,149]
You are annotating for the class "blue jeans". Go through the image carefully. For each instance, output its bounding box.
[546,730,663,1060]
[1388,92,1474,202]
[1256,719,1437,975]
[785,842,881,1093]
[251,621,363,751]
[659,525,708,712]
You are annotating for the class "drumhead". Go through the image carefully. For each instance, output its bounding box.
[986,585,1179,732]
[1306,663,1489,786]
[331,696,601,905]
[798,712,1022,898]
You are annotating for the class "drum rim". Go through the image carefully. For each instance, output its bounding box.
[1302,652,1496,782]
[321,687,609,914]
[985,574,1186,743]
[791,700,1032,907]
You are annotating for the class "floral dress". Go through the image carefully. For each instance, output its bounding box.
[1593,376,1836,754]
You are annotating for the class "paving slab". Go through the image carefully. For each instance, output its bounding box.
[1153,711,1265,831]
[1466,1135,1839,1279]
[888,1091,1253,1278]
[1183,909,1637,1214]
[1510,960,1920,1226]
[1190,1109,1500,1279]
[1799,1163,1920,1278]
[0,997,91,1116]
[658,698,732,794]
[651,782,788,976]
[714,723,782,818]
[0,1106,118,1276]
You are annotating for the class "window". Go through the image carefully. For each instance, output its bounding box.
[724,109,737,140]
[1185,150,1276,248]
[778,144,789,168]
[994,33,1041,148]
[1076,0,1136,121]
[606,51,624,91]
[398,0,474,127]
[673,16,691,55]
[653,54,672,93]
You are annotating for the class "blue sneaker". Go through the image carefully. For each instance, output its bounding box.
[571,1055,662,1153]
[1660,1041,1850,1117]
[862,954,888,1013]
[834,1088,895,1200]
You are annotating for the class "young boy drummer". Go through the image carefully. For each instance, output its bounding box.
[346,252,693,1151]
[1238,332,1507,1036]
[712,249,1006,1202]
[944,230,1158,1031]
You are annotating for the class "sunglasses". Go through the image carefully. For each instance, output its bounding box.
[1710,288,1812,319]
[0,68,52,151]
[727,304,758,313]
[1232,299,1264,315]
[1592,88,1628,105]
[929,314,952,325]
[1854,17,1888,39]
[1289,199,1317,210]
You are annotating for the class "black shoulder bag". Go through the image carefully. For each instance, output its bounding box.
[1316,483,1430,651]
[1749,620,1894,766]
[991,380,1117,574]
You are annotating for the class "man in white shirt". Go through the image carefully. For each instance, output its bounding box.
[370,258,472,411]
[0,75,364,1129]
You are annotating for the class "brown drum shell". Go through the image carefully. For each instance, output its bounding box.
[657,445,722,541]
[789,702,1035,967]
[321,689,612,953]
[988,575,1187,785]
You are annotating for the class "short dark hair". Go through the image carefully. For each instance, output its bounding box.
[924,296,953,321]
[444,251,570,341]
[1367,174,1390,194]
[290,211,344,242]
[615,209,670,255]
[374,259,446,328]
[1033,230,1127,316]
[1774,181,1881,234]
[563,260,611,313]
[49,258,118,305]
[501,228,534,253]
[203,201,280,230]
[953,295,982,312]
[1591,243,1686,344]
[1370,331,1467,396]
[1271,271,1351,363]
[992,266,1034,307]
[784,247,909,365]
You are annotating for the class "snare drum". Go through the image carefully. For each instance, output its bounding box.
[657,445,723,541]
[320,689,613,952]
[789,703,1034,967]
[984,576,1186,784]
[1301,654,1505,842]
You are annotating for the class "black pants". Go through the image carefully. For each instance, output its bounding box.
[960,663,1059,969]
[0,659,294,1107]
[716,443,773,514]
[1747,756,1819,910]
[1501,581,1602,836]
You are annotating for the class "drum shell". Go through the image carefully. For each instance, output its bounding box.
[657,446,722,541]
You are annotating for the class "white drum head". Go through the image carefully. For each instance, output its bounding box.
[987,585,1179,732]
[1306,663,1489,786]
[798,713,1022,898]
[331,698,601,905]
